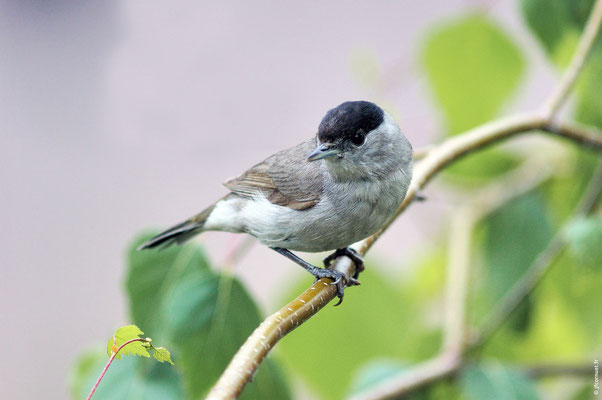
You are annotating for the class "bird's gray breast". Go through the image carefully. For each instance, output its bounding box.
[260,168,410,253]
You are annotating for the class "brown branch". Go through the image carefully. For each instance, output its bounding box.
[207,1,602,397]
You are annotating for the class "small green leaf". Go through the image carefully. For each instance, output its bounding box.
[153,347,175,365]
[565,215,602,269]
[460,364,540,400]
[107,325,150,360]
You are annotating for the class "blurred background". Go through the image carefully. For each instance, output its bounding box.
[1,1,600,399]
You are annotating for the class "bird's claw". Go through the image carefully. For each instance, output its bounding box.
[312,268,348,306]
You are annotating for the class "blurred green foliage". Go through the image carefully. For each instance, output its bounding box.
[70,234,291,400]
[422,14,525,182]
[71,1,601,399]
[460,364,540,400]
[422,15,525,135]
[279,266,442,399]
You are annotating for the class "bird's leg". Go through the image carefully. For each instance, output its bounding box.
[323,247,364,280]
[271,247,348,305]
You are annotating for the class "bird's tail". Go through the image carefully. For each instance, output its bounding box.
[137,202,217,250]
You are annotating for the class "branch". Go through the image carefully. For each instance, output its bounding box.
[206,258,355,400]
[207,1,602,397]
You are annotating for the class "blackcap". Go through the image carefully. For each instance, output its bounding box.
[139,101,413,304]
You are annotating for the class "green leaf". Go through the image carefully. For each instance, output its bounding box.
[540,251,602,344]
[349,359,463,399]
[279,267,440,400]
[126,232,210,340]
[162,274,291,399]
[421,14,525,135]
[474,191,553,331]
[521,0,573,60]
[107,325,150,360]
[153,347,175,365]
[126,235,291,399]
[460,364,540,400]
[349,360,407,397]
[565,215,602,268]
[70,352,182,400]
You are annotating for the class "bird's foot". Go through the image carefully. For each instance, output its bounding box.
[311,268,357,306]
[271,247,356,306]
[324,247,365,279]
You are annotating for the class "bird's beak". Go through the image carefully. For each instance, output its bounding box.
[307,143,339,161]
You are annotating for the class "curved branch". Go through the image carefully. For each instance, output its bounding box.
[206,258,355,400]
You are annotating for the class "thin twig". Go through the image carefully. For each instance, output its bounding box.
[442,208,474,356]
[87,338,148,400]
[351,353,461,400]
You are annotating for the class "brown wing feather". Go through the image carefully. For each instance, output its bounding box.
[223,140,323,211]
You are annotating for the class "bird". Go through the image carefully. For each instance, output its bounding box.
[138,101,413,304]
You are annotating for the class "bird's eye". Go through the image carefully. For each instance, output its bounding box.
[351,131,365,146]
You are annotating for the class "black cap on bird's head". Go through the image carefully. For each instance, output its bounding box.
[307,101,385,161]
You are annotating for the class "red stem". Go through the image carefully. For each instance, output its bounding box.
[86,338,147,400]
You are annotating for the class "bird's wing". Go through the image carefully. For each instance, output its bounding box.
[223,140,323,211]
